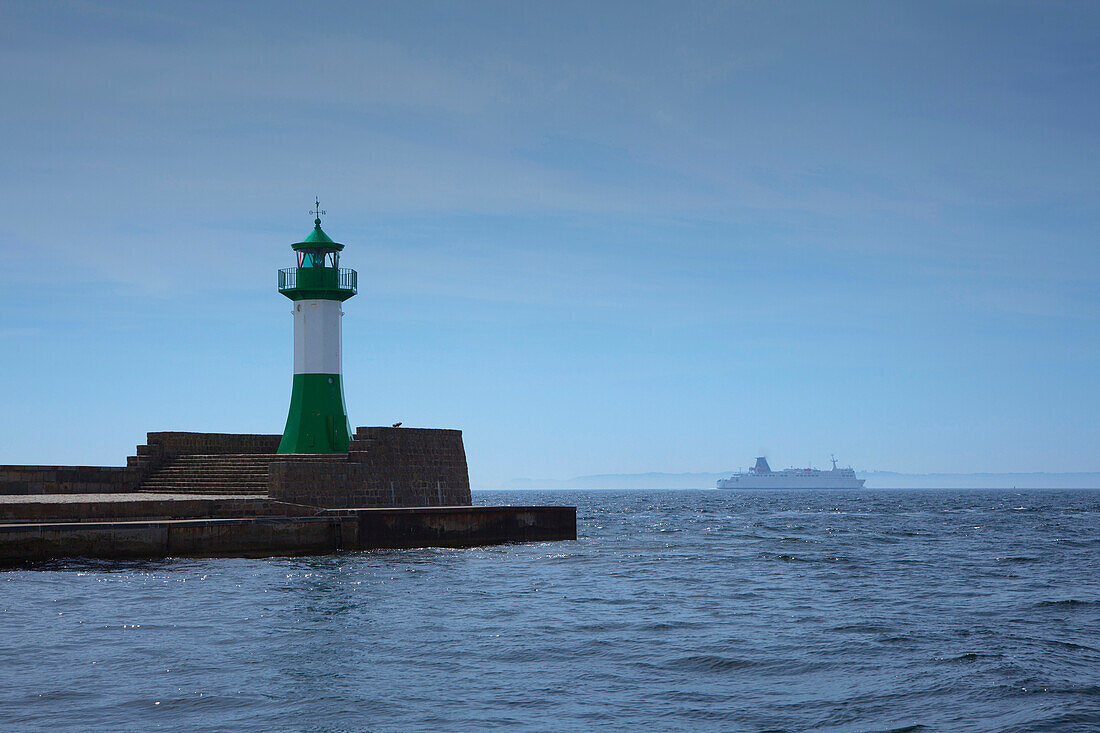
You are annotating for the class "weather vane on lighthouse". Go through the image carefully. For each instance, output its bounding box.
[310,198,325,224]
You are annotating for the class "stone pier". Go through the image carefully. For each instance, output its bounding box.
[0,428,576,564]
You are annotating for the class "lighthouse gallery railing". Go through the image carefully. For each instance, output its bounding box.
[279,267,357,293]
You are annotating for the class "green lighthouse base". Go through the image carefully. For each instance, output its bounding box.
[278,373,352,453]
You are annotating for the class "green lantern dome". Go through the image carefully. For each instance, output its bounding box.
[292,218,345,252]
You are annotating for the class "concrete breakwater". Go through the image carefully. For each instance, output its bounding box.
[0,429,576,563]
[0,505,576,565]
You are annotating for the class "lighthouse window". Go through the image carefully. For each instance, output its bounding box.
[300,250,325,267]
[296,251,321,267]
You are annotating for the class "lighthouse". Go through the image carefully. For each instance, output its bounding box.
[276,201,357,453]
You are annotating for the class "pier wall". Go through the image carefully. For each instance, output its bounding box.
[0,506,577,564]
[0,466,137,495]
[145,432,282,458]
[0,496,306,523]
[269,427,472,508]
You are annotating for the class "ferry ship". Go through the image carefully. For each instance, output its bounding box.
[717,456,865,489]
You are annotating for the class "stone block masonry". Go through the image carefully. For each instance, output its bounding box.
[268,427,472,508]
[1,428,472,509]
[0,466,137,496]
[145,432,282,458]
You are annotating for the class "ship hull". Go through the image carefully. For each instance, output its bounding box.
[716,477,865,489]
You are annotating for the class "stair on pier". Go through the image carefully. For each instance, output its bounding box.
[138,453,347,496]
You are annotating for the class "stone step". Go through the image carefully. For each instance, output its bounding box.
[162,462,343,469]
[138,453,348,496]
[161,463,271,468]
[168,456,275,460]
[144,484,266,489]
[166,459,275,465]
[171,452,277,456]
[154,474,265,478]
[169,453,346,459]
[166,459,272,463]
[152,472,267,477]
[142,475,267,481]
[142,480,268,486]
[141,478,261,483]
[164,459,269,464]
[140,488,267,493]
[137,453,313,494]
[147,465,268,471]
[141,473,266,479]
[147,466,271,471]
[133,488,268,493]
[139,480,262,484]
[143,473,265,477]
[146,478,268,483]
[139,473,266,479]
[147,465,268,472]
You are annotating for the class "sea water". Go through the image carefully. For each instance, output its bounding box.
[1,489,1097,732]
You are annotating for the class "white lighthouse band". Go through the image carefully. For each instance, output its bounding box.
[293,300,343,375]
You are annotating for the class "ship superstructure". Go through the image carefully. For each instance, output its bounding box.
[717,456,865,489]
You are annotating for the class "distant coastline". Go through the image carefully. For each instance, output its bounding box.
[496,471,1100,490]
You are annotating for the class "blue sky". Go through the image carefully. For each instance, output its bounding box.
[1,1,1097,486]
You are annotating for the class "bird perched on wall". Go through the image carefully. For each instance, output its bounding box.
[392,422,402,428]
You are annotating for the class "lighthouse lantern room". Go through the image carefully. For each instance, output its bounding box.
[276,201,357,453]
